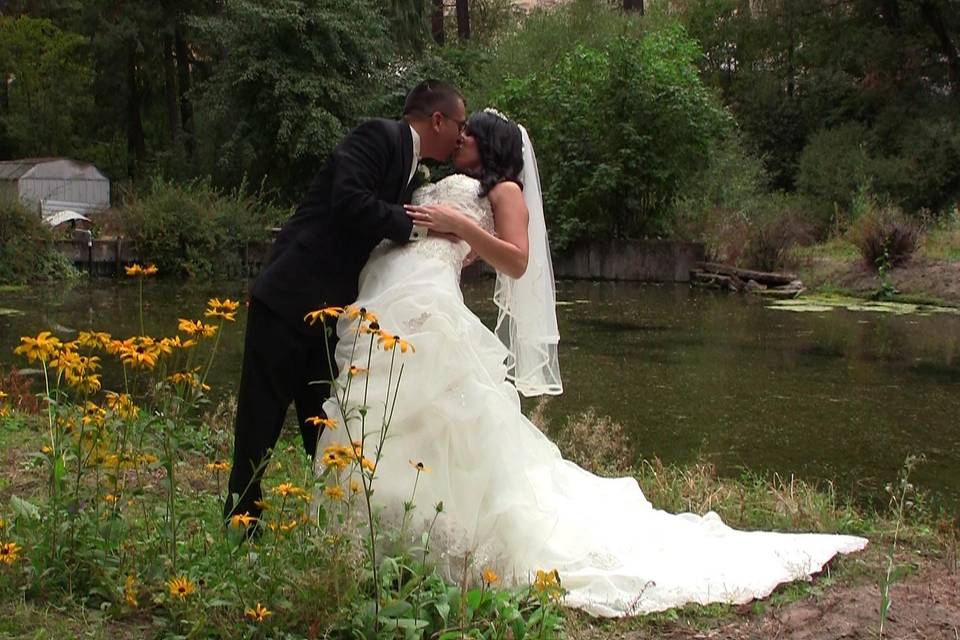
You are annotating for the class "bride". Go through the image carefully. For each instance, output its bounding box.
[314,109,866,617]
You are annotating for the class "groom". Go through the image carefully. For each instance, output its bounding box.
[225,80,466,523]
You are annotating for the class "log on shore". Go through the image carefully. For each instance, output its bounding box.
[694,262,797,287]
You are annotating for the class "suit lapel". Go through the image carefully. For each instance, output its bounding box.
[396,120,413,204]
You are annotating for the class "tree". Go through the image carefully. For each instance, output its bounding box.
[190,0,394,198]
[456,0,470,39]
[0,16,93,159]
[431,0,445,45]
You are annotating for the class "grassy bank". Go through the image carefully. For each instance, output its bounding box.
[1,382,954,639]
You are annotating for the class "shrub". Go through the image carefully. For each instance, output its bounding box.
[121,177,287,278]
[0,199,80,284]
[492,13,730,248]
[673,132,767,263]
[847,206,919,270]
[795,123,871,230]
[740,194,814,272]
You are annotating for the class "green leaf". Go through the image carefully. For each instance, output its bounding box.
[10,494,41,520]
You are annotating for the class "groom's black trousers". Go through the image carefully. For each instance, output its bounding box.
[224,297,334,522]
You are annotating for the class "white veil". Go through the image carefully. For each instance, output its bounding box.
[492,119,563,397]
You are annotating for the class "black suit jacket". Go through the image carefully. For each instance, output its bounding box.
[252,119,417,337]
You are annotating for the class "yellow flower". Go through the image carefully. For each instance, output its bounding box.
[345,305,378,324]
[14,331,62,363]
[347,365,367,377]
[303,306,344,326]
[377,332,415,353]
[408,460,431,473]
[358,321,381,335]
[254,499,271,511]
[320,444,352,470]
[205,298,240,322]
[124,263,158,277]
[0,541,21,564]
[324,485,345,501]
[124,574,138,608]
[104,493,120,504]
[350,480,362,494]
[244,602,272,623]
[160,335,196,350]
[177,318,218,338]
[167,576,195,600]
[482,568,499,585]
[271,482,307,499]
[105,392,138,420]
[533,569,562,600]
[0,517,4,529]
[206,461,230,472]
[168,369,210,392]
[304,415,336,430]
[77,331,112,350]
[230,512,257,529]
[82,402,107,427]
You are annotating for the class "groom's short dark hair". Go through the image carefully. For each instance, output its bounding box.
[403,80,464,118]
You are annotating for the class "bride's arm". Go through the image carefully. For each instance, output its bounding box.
[405,182,529,278]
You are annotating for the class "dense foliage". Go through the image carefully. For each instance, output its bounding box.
[0,0,957,264]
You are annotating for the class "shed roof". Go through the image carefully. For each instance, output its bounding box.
[0,158,108,182]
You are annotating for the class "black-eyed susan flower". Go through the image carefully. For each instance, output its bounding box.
[303,306,344,326]
[206,461,230,472]
[77,331,112,351]
[0,541,20,564]
[350,480,362,494]
[345,305,378,324]
[324,485,345,501]
[167,575,195,600]
[205,298,240,322]
[230,512,257,529]
[533,569,563,600]
[408,460,431,473]
[177,318,218,338]
[377,332,415,353]
[125,263,158,277]
[271,482,306,499]
[105,392,138,420]
[482,568,499,585]
[304,415,336,430]
[14,331,62,363]
[347,365,367,377]
[244,602,272,623]
[320,444,352,470]
[124,574,138,608]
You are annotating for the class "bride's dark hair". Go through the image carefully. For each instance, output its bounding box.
[465,110,524,197]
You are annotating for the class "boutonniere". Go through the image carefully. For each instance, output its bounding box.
[417,164,431,183]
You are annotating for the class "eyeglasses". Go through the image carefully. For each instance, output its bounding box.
[442,113,467,134]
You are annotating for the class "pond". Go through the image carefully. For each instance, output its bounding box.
[2,278,958,515]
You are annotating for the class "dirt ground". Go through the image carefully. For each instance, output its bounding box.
[569,560,960,639]
[801,257,960,306]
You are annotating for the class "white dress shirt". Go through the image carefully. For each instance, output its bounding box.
[408,125,426,241]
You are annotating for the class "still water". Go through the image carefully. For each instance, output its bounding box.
[2,279,958,514]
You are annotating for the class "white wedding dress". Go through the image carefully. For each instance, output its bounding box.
[316,173,867,617]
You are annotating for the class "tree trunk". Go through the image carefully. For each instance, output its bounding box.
[456,0,470,41]
[126,46,146,179]
[163,34,180,144]
[431,0,444,45]
[174,24,195,157]
[623,0,644,13]
[919,1,960,96]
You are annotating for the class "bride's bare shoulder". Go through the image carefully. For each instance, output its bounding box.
[487,180,524,208]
